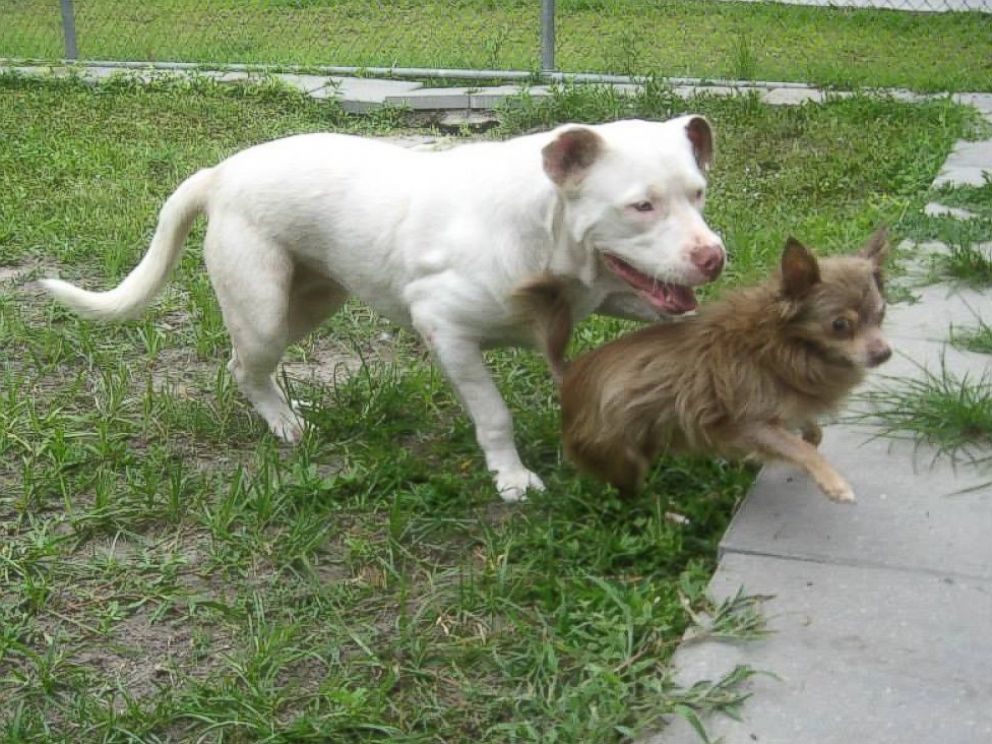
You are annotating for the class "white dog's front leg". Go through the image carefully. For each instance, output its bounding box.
[428,333,544,502]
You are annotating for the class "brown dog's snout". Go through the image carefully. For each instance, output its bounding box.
[867,338,892,367]
[690,243,725,280]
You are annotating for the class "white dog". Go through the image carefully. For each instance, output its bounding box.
[41,115,725,501]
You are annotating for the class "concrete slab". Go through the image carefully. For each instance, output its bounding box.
[934,167,991,188]
[468,85,550,109]
[209,71,266,84]
[312,77,423,113]
[761,87,826,105]
[925,201,979,219]
[953,92,992,117]
[76,65,128,81]
[643,553,992,744]
[719,423,992,580]
[684,85,743,98]
[274,73,333,94]
[872,336,992,391]
[672,85,701,98]
[606,82,644,96]
[73,65,172,84]
[891,238,953,283]
[437,110,499,132]
[940,140,992,169]
[882,282,989,343]
[6,65,70,78]
[933,140,992,187]
[382,87,471,110]
[879,88,929,104]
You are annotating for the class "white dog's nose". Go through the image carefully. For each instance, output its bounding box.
[690,242,725,280]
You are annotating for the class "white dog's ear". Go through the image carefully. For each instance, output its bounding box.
[685,116,714,172]
[542,128,604,187]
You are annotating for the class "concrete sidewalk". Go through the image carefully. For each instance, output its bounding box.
[6,62,991,119]
[643,104,992,744]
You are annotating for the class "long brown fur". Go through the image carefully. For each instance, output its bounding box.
[516,230,892,502]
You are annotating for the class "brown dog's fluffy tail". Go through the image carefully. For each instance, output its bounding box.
[512,273,573,385]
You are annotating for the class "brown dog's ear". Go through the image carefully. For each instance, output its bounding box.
[685,116,714,172]
[781,237,821,299]
[542,128,604,187]
[858,227,889,268]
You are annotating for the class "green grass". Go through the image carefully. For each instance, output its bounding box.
[2,0,991,91]
[0,74,977,741]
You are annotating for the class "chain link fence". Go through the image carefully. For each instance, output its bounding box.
[1,0,990,86]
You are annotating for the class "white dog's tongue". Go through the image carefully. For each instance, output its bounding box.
[604,254,698,314]
[643,283,697,314]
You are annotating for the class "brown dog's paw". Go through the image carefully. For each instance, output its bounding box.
[801,422,823,447]
[823,480,856,503]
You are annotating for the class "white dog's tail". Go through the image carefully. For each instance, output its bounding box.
[40,167,215,321]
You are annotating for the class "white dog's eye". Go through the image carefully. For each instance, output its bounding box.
[695,189,705,201]
[631,200,654,212]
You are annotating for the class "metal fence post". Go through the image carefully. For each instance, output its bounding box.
[60,0,78,59]
[540,0,555,74]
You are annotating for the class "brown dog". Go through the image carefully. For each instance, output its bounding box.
[516,230,891,502]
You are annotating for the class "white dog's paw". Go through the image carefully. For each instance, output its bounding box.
[268,412,305,444]
[495,469,545,503]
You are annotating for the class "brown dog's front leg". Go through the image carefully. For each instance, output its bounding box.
[743,423,855,503]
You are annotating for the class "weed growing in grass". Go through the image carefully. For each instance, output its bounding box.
[951,317,992,354]
[663,664,767,744]
[931,177,992,219]
[681,587,771,645]
[731,33,757,81]
[936,243,992,286]
[860,361,992,466]
[895,211,992,287]
[899,213,992,250]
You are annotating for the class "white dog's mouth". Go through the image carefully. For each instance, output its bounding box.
[602,254,698,314]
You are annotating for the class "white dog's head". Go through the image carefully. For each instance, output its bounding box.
[542,115,724,315]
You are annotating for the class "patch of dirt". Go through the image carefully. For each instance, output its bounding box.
[147,346,214,397]
[281,345,367,387]
[68,607,233,703]
[0,265,31,284]
[1,262,47,316]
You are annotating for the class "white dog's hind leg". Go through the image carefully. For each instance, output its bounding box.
[426,332,545,502]
[286,271,347,344]
[205,224,303,443]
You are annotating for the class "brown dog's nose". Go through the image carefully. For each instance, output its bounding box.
[868,342,892,367]
[690,243,725,280]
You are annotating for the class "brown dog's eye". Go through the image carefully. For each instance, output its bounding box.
[631,201,654,212]
[832,317,852,333]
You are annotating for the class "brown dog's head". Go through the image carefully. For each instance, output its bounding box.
[778,228,891,370]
